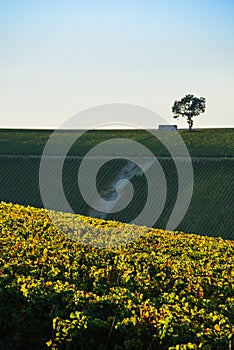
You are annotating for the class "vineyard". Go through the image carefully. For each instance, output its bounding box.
[0,155,233,239]
[0,128,233,240]
[0,202,233,349]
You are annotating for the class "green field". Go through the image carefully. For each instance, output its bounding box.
[107,158,233,240]
[0,128,233,240]
[0,202,233,350]
[0,128,233,157]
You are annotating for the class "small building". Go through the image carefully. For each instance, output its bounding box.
[159,125,177,131]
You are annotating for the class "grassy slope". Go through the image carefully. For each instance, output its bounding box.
[0,202,233,350]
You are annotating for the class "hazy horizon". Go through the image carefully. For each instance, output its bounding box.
[1,1,233,129]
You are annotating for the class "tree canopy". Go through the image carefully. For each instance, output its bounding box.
[172,94,206,131]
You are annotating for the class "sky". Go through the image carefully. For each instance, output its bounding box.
[0,0,234,129]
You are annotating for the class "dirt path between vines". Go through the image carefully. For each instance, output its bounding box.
[88,159,154,219]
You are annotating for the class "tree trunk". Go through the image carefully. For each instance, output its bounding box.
[188,117,193,131]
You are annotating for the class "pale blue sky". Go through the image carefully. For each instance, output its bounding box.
[0,0,233,128]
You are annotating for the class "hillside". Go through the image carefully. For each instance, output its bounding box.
[0,202,233,350]
[0,128,233,240]
[0,128,233,157]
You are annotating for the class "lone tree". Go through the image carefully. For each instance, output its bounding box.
[172,94,206,131]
